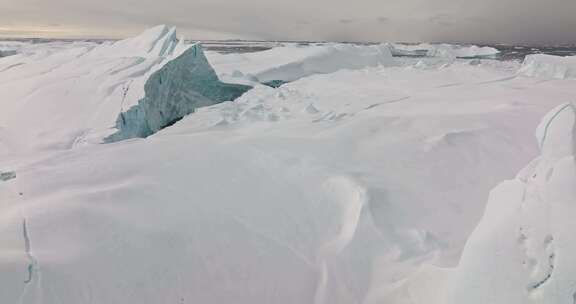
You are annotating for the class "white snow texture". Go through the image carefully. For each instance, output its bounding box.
[1,25,576,304]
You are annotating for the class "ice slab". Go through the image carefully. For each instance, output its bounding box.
[392,43,500,59]
[207,43,396,84]
[519,54,576,79]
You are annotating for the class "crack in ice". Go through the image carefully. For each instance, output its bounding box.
[22,219,37,284]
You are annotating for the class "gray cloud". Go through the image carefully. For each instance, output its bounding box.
[376,17,389,24]
[429,14,455,27]
[0,0,575,44]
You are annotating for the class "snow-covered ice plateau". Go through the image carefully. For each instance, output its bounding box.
[1,25,576,304]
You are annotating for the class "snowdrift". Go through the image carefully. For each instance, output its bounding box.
[392,43,500,59]
[447,103,576,304]
[1,137,373,303]
[3,59,572,304]
[207,43,396,84]
[519,54,576,79]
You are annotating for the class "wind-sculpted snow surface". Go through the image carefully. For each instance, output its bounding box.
[445,104,576,304]
[519,54,576,79]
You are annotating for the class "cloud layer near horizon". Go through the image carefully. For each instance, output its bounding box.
[1,0,575,43]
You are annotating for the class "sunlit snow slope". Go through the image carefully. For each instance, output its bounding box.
[1,26,576,304]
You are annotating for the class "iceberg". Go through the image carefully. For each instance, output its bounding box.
[89,25,179,59]
[106,43,251,141]
[392,43,500,59]
[207,43,396,84]
[0,25,250,153]
[519,54,576,79]
[254,44,395,83]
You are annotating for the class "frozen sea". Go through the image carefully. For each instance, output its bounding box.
[2,36,576,59]
[2,27,576,304]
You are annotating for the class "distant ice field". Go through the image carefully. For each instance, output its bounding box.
[2,37,576,59]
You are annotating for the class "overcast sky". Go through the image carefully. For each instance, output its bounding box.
[1,0,575,44]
